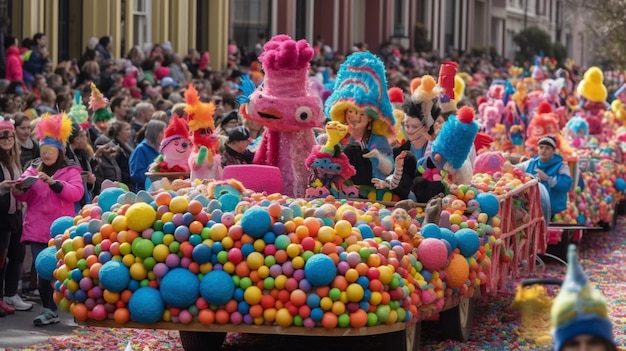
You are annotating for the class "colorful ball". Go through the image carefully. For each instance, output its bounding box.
[160,268,200,308]
[128,287,164,323]
[50,216,75,238]
[443,253,469,288]
[36,246,59,280]
[98,260,130,292]
[125,203,157,232]
[615,178,626,192]
[420,223,441,239]
[455,228,480,257]
[304,254,337,286]
[417,238,448,271]
[475,193,499,218]
[98,188,126,212]
[200,270,235,306]
[240,207,272,238]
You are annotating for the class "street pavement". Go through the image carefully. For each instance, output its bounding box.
[0,295,77,349]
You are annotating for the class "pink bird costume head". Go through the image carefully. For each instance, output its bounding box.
[242,34,325,131]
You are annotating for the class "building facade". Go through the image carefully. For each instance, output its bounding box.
[1,0,593,71]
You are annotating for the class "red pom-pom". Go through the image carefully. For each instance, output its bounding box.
[476,96,488,106]
[164,115,189,139]
[537,101,552,115]
[457,106,475,123]
[388,87,404,103]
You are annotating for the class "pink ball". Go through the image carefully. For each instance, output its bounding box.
[228,248,243,264]
[337,261,350,275]
[230,311,243,324]
[180,257,192,268]
[367,267,380,280]
[301,237,315,251]
[90,207,102,218]
[165,253,180,268]
[417,238,449,271]
[293,269,305,281]
[142,228,154,239]
[303,317,316,328]
[377,245,390,257]
[221,213,236,227]
[392,246,405,258]
[179,310,193,324]
[263,244,277,256]
[92,304,107,321]
[346,252,361,267]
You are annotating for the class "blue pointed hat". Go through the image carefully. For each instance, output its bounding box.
[324,51,395,138]
[551,245,616,351]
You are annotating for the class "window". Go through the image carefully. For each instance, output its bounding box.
[134,0,151,48]
[232,0,272,55]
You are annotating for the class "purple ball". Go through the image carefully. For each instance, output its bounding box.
[299,279,312,292]
[91,286,103,298]
[142,228,154,239]
[174,226,190,242]
[79,277,93,291]
[165,253,180,268]
[153,263,169,279]
[282,261,294,276]
[269,264,282,277]
[180,257,192,268]
[337,261,350,275]
[346,252,361,267]
[243,314,254,324]
[85,298,96,310]
[172,213,184,226]
[293,269,305,281]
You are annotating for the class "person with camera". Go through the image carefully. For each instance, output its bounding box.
[93,136,123,194]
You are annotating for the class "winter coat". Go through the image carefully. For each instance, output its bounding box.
[14,160,84,244]
[129,140,159,191]
[516,153,572,215]
[5,46,23,82]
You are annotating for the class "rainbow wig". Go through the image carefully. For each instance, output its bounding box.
[185,83,216,132]
[36,112,73,150]
[324,51,395,138]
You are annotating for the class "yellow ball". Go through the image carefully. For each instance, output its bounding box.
[153,244,170,262]
[209,223,227,241]
[292,256,305,269]
[246,252,264,270]
[111,216,128,232]
[66,279,79,292]
[369,291,382,305]
[320,297,333,310]
[378,266,393,285]
[55,265,69,282]
[64,251,78,269]
[125,203,157,232]
[161,212,174,223]
[169,196,189,214]
[223,261,235,274]
[345,268,359,283]
[162,234,175,246]
[253,239,266,252]
[286,244,301,258]
[130,262,147,280]
[346,283,364,302]
[244,286,263,305]
[257,265,270,279]
[334,220,353,238]
[119,242,132,256]
[221,236,234,250]
[274,275,287,289]
[122,254,135,267]
[317,226,336,244]
[275,308,293,327]
[449,213,463,225]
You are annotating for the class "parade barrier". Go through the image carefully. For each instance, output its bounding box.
[487,179,547,295]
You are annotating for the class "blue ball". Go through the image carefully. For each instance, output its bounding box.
[160,268,200,308]
[98,260,130,292]
[455,228,480,257]
[50,216,75,238]
[240,207,272,238]
[87,219,103,234]
[475,193,500,218]
[75,223,89,237]
[304,254,337,286]
[128,279,140,292]
[219,194,240,213]
[192,244,212,264]
[357,224,374,239]
[35,246,59,281]
[163,222,175,234]
[439,227,457,250]
[310,307,323,321]
[616,178,626,192]
[129,287,164,323]
[420,223,441,239]
[200,270,235,306]
[98,188,126,212]
[306,293,321,308]
[182,212,195,225]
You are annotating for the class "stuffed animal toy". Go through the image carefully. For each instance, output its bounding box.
[185,83,221,181]
[564,116,589,148]
[478,99,505,133]
[324,50,396,201]
[151,115,191,173]
[388,87,407,145]
[68,91,89,130]
[525,102,576,161]
[305,121,358,199]
[239,34,325,197]
[431,106,479,185]
[88,83,113,133]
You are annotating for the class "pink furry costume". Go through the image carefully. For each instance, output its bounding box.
[240,35,325,197]
[185,83,222,181]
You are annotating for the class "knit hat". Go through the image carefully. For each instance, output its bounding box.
[160,115,189,151]
[36,113,73,150]
[431,106,479,170]
[324,51,395,138]
[0,117,15,132]
[88,83,113,124]
[538,135,557,149]
[551,245,616,351]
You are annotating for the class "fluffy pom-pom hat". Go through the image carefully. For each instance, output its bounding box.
[160,115,190,151]
[89,83,113,124]
[36,112,73,150]
[184,83,216,132]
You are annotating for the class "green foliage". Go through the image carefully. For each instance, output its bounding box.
[513,26,553,63]
[413,23,432,53]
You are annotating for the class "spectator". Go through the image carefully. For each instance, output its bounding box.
[129,119,165,191]
[110,96,129,123]
[92,136,122,194]
[221,126,255,168]
[183,48,200,78]
[13,113,39,170]
[0,116,33,316]
[169,53,185,84]
[36,88,57,115]
[95,36,112,67]
[55,92,72,113]
[0,16,10,80]
[4,36,23,83]
[23,33,48,82]
[131,102,155,143]
[152,110,169,124]
[160,77,179,99]
[66,125,97,206]
[31,75,47,102]
[106,120,133,191]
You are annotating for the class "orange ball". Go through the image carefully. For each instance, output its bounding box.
[215,309,230,324]
[198,309,215,325]
[321,312,338,329]
[290,289,307,307]
[155,192,173,207]
[303,217,321,236]
[350,309,368,328]
[113,308,130,324]
[187,200,203,215]
[72,303,89,321]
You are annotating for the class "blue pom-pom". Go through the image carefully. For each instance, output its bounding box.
[129,287,164,323]
[192,244,212,264]
[160,268,199,308]
[200,270,235,306]
[455,228,480,257]
[75,223,89,237]
[240,207,272,238]
[98,260,130,292]
[475,193,500,218]
[357,224,374,239]
[219,193,240,212]
[50,216,75,238]
[98,188,126,212]
[35,246,59,280]
[304,254,337,286]
[615,178,626,192]
[421,223,441,239]
[439,227,457,250]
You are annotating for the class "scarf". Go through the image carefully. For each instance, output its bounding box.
[1,162,22,214]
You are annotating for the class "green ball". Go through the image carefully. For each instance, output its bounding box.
[77,258,87,271]
[302,251,314,262]
[329,288,341,301]
[112,255,122,262]
[217,251,228,264]
[389,300,400,310]
[169,241,180,253]
[131,237,143,252]
[151,231,164,245]
[263,277,275,290]
[239,277,252,290]
[367,312,378,326]
[143,257,157,271]
[376,305,391,323]
[201,228,211,240]
[232,275,241,287]
[153,220,164,231]
[389,276,400,289]
[293,315,303,326]
[94,244,102,256]
[133,239,155,260]
[359,247,371,260]
[140,279,150,287]
[414,261,423,272]
[338,313,350,327]
[264,255,276,266]
[396,308,406,322]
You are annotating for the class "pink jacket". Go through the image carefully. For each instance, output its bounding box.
[5,46,23,82]
[14,163,84,244]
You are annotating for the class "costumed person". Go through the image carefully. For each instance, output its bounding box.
[150,115,191,173]
[551,245,617,351]
[13,113,84,326]
[305,121,357,199]
[0,117,33,316]
[185,83,221,182]
[88,83,114,136]
[239,35,325,197]
[324,51,396,201]
[516,135,572,222]
[388,87,407,145]
[431,106,480,186]
[372,76,445,202]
